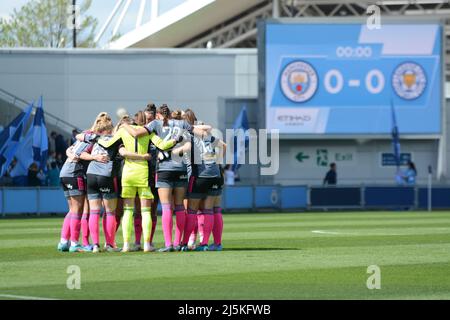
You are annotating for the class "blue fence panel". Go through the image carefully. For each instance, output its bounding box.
[310,187,361,207]
[39,188,68,213]
[4,189,38,214]
[281,186,307,209]
[4,185,449,215]
[255,186,279,208]
[224,186,253,210]
[365,187,415,207]
[418,187,450,209]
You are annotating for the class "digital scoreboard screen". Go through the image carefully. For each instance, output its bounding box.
[263,21,443,135]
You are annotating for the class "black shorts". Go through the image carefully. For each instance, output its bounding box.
[149,172,159,203]
[156,171,188,189]
[187,176,223,199]
[87,174,119,200]
[61,176,86,198]
[117,175,122,197]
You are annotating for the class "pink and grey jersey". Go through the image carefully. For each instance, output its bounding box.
[144,119,193,172]
[59,140,93,178]
[86,135,121,178]
[187,133,221,178]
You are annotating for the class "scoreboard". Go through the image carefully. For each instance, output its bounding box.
[262,20,444,135]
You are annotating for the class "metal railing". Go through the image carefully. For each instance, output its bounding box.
[0,87,80,133]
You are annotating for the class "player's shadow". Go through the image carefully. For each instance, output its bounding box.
[223,247,301,251]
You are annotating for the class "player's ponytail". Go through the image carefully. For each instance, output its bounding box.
[157,104,171,126]
[183,109,197,125]
[90,112,112,132]
[171,109,183,120]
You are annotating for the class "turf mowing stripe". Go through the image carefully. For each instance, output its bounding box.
[1,212,449,226]
[312,230,343,235]
[0,294,58,300]
[1,212,450,299]
[223,219,450,229]
[1,226,449,249]
[3,262,450,300]
[1,242,450,290]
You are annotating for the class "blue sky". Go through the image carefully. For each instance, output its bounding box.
[0,1,112,40]
[0,0,188,45]
[0,1,112,20]
[0,0,182,44]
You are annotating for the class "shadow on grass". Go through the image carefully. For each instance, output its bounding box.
[223,247,301,251]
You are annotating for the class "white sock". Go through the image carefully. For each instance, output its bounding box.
[70,241,78,247]
[60,238,68,244]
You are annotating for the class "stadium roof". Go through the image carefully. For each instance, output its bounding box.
[98,0,449,80]
[107,0,265,49]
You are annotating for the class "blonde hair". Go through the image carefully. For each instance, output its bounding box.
[90,112,112,132]
[171,109,183,120]
[96,121,114,134]
[92,117,113,134]
[134,111,146,126]
[113,115,133,134]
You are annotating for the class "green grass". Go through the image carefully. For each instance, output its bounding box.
[1,211,450,300]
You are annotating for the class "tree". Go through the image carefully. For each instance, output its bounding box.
[0,0,98,48]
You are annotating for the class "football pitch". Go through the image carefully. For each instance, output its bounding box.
[1,211,450,300]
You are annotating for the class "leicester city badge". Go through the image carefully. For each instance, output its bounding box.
[280,61,318,103]
[392,62,427,100]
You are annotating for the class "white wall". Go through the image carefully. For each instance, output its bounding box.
[0,48,257,130]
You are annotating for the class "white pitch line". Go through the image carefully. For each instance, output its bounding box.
[311,230,343,235]
[0,294,58,300]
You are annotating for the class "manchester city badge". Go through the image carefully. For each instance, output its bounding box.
[280,60,318,103]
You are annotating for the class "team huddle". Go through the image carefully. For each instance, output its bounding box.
[57,104,226,253]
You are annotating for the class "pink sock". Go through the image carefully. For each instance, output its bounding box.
[182,209,197,245]
[60,212,71,241]
[70,212,82,243]
[213,207,223,246]
[81,213,90,246]
[174,205,186,247]
[189,223,198,244]
[161,203,173,247]
[102,213,107,243]
[88,210,101,246]
[199,210,214,246]
[106,212,117,247]
[134,214,142,245]
[150,218,157,243]
[198,212,204,243]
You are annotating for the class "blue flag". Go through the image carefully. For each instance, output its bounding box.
[32,96,49,172]
[232,105,249,173]
[10,124,34,178]
[391,99,401,168]
[0,103,33,177]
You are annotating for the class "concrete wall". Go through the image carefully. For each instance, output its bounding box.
[0,48,258,130]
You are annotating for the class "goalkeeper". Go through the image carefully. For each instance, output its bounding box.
[96,116,178,252]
